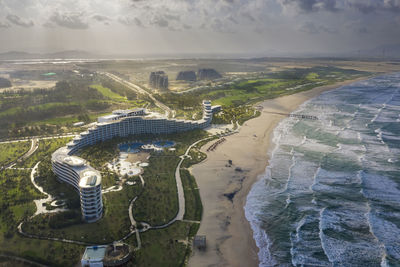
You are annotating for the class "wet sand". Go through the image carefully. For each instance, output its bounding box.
[188,77,371,267]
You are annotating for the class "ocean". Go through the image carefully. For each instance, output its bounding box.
[245,73,400,267]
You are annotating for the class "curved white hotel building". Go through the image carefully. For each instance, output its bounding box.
[52,147,103,222]
[51,100,216,222]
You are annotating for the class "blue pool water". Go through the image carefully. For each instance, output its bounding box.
[119,142,144,153]
[153,141,175,148]
[119,141,175,153]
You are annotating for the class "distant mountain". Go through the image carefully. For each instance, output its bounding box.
[0,50,101,60]
[352,44,400,59]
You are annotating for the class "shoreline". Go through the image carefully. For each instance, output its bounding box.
[188,76,372,267]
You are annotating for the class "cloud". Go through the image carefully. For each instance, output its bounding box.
[119,17,144,27]
[279,0,400,14]
[349,0,400,14]
[92,15,111,22]
[299,21,337,34]
[6,14,34,27]
[48,12,88,29]
[279,0,340,13]
[151,16,169,28]
[0,21,10,28]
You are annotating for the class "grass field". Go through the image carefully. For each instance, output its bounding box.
[130,221,199,267]
[0,141,30,167]
[90,84,127,101]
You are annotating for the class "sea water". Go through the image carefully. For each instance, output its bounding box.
[245,73,400,266]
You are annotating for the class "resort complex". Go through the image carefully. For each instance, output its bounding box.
[65,100,213,155]
[51,100,215,222]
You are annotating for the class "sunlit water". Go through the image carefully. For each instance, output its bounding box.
[245,73,400,266]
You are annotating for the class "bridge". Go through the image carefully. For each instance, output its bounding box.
[263,111,318,120]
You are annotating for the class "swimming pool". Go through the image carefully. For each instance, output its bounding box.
[153,141,175,148]
[119,142,144,153]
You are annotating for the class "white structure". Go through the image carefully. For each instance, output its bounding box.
[52,147,103,223]
[81,245,107,267]
[67,100,212,155]
[52,100,214,222]
[97,108,146,123]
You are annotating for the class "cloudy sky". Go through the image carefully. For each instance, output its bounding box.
[0,0,399,56]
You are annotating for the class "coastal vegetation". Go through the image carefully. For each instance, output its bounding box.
[0,141,30,167]
[0,128,208,265]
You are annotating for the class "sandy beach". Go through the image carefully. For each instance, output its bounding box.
[188,76,372,267]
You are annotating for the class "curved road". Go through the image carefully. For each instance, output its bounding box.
[101,72,174,117]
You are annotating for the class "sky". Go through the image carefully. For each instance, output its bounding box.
[0,0,399,56]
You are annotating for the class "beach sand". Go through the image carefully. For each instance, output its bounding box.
[188,77,371,267]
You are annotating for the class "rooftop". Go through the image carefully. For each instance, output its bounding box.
[79,170,101,188]
[82,246,107,261]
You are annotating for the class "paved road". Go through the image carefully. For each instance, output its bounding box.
[0,134,77,144]
[101,72,174,117]
[1,138,38,170]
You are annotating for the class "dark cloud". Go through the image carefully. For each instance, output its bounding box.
[350,0,400,14]
[151,16,169,27]
[6,14,34,27]
[299,21,337,34]
[281,0,400,14]
[92,15,111,22]
[281,0,340,12]
[357,26,368,34]
[241,12,256,22]
[49,12,88,29]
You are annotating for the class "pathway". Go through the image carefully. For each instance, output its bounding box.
[0,133,77,144]
[30,162,67,217]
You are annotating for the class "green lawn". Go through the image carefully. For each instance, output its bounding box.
[90,84,127,101]
[0,141,30,167]
[130,221,199,267]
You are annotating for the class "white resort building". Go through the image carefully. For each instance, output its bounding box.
[51,100,215,222]
[52,147,103,222]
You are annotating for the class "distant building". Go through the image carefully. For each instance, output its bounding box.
[176,71,197,81]
[149,71,168,90]
[81,243,132,267]
[197,69,222,80]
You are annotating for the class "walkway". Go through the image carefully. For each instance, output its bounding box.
[30,162,67,217]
